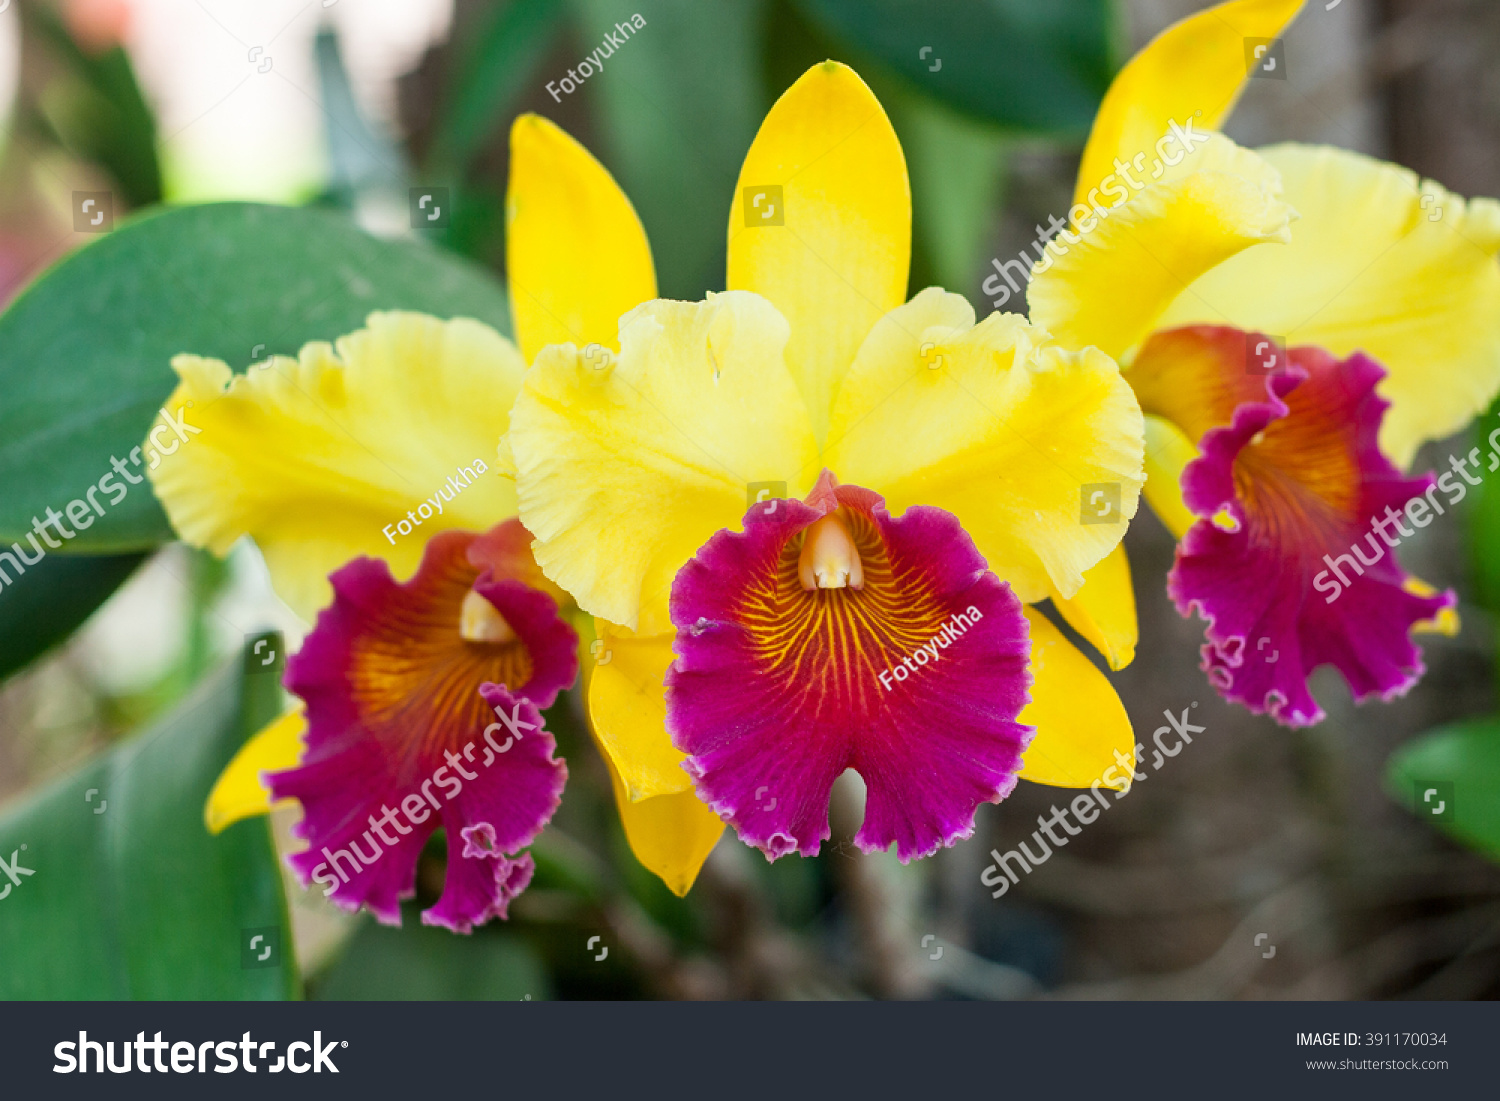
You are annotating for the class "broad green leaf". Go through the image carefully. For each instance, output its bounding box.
[0,551,145,682]
[794,0,1121,137]
[0,202,511,553]
[0,634,296,998]
[314,908,550,1000]
[1386,716,1500,863]
[571,0,764,298]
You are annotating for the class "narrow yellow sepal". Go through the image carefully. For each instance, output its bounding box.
[604,754,724,898]
[1075,0,1305,209]
[1017,608,1135,791]
[506,114,657,365]
[204,707,305,835]
[1047,543,1138,671]
[1141,413,1200,539]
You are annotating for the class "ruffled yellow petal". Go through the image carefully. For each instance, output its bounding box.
[1046,543,1137,671]
[1075,0,1304,208]
[204,707,304,835]
[587,620,693,800]
[1142,413,1199,539]
[1031,135,1294,362]
[151,312,523,619]
[826,288,1144,602]
[1017,609,1134,791]
[510,292,819,632]
[726,61,910,443]
[1154,143,1500,468]
[604,753,723,897]
[506,114,657,364]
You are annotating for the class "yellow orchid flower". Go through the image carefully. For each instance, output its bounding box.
[503,59,1297,878]
[1032,0,1500,725]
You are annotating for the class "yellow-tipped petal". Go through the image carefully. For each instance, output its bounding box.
[506,114,657,364]
[1407,577,1461,637]
[604,753,723,897]
[587,621,693,800]
[1154,143,1500,468]
[1075,0,1304,208]
[1142,413,1200,539]
[1017,609,1134,790]
[204,707,305,835]
[1031,135,1294,362]
[150,312,523,620]
[826,289,1144,603]
[510,292,819,633]
[1047,543,1137,671]
[727,61,911,443]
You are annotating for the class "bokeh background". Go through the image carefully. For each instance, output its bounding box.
[2,0,1499,999]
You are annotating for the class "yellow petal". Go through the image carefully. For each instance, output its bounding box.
[586,620,693,800]
[1075,0,1304,208]
[151,312,524,620]
[1406,576,1461,637]
[1046,543,1137,671]
[510,292,819,632]
[726,61,910,443]
[204,707,304,835]
[1141,413,1200,539]
[1017,608,1134,790]
[826,288,1144,602]
[506,114,657,364]
[1154,143,1500,468]
[604,752,723,898]
[1031,135,1294,362]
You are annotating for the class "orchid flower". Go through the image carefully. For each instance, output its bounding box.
[501,59,1302,887]
[1031,0,1500,725]
[153,313,577,931]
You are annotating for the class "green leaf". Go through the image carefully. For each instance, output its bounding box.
[570,0,764,298]
[884,88,1009,295]
[0,202,511,552]
[0,551,145,682]
[0,635,296,998]
[794,0,1121,137]
[314,909,550,1000]
[25,5,163,207]
[1386,716,1500,863]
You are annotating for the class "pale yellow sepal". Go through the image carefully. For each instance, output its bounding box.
[150,312,523,620]
[507,114,657,364]
[1017,608,1134,790]
[727,61,911,445]
[604,753,723,898]
[1047,543,1137,671]
[1141,413,1200,539]
[1075,0,1305,209]
[1154,143,1500,468]
[205,706,305,835]
[1406,577,1461,637]
[586,620,693,801]
[511,293,819,633]
[827,288,1144,603]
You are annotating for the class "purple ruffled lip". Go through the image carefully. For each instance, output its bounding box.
[1168,347,1454,727]
[666,471,1034,862]
[267,523,573,931]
